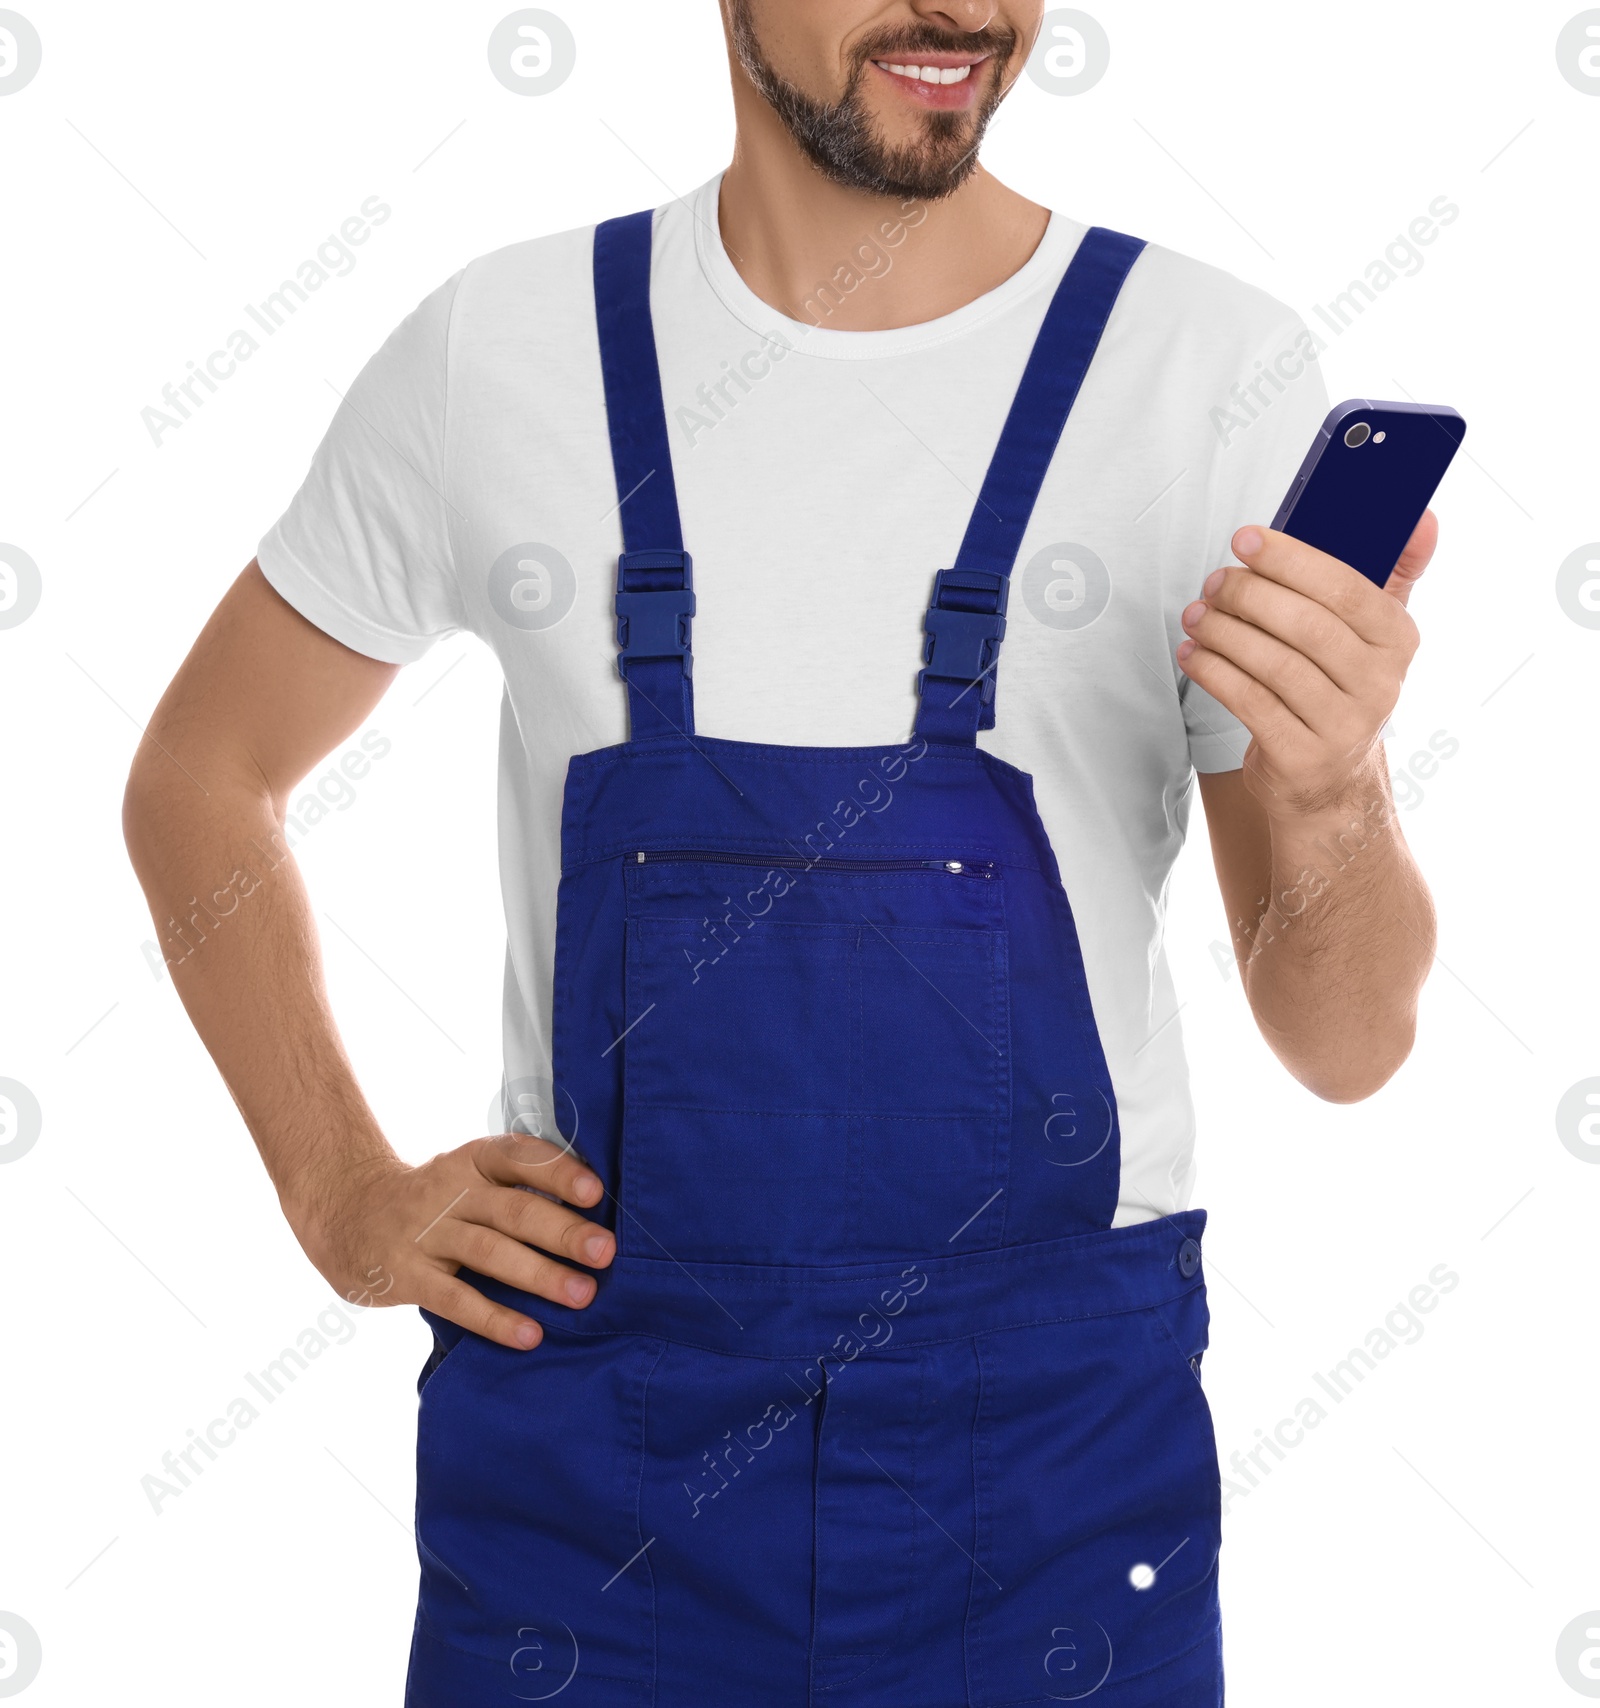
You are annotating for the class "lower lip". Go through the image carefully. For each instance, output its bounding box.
[868,58,987,112]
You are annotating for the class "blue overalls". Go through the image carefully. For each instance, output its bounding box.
[406,211,1223,1707]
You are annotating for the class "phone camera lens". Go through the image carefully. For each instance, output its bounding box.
[1344,422,1372,448]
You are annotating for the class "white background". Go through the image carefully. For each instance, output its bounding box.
[1,2,1596,1703]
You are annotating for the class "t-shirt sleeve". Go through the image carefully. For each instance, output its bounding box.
[1179,315,1332,774]
[255,270,468,665]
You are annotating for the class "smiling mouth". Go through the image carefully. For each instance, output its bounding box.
[870,55,989,87]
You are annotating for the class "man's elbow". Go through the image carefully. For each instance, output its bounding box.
[122,730,217,879]
[122,746,163,873]
[1286,1019,1419,1104]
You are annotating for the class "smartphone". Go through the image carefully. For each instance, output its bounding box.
[1270,399,1467,587]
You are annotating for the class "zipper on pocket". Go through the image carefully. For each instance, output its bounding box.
[634,850,995,878]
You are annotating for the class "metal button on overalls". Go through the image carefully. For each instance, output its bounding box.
[405,211,1223,1708]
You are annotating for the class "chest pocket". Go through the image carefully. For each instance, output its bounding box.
[619,855,1012,1265]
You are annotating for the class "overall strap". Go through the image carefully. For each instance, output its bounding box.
[594,209,694,740]
[914,227,1147,746]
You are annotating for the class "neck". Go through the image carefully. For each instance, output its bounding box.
[717,80,1049,333]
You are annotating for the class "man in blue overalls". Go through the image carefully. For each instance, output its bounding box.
[125,3,1438,1702]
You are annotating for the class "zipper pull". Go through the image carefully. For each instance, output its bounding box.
[925,859,995,878]
[636,851,646,863]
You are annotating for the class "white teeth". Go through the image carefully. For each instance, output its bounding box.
[875,60,973,85]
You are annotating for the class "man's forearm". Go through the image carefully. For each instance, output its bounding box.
[123,747,400,1228]
[1236,754,1436,1102]
[121,570,607,1349]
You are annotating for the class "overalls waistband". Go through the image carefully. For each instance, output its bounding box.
[464,1209,1206,1358]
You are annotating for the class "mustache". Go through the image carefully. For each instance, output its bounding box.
[848,24,1021,70]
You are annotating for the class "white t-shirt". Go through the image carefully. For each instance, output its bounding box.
[257,172,1330,1227]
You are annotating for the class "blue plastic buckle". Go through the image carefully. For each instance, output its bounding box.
[917,568,1009,709]
[615,549,694,679]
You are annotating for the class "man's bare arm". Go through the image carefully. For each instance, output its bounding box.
[1182,516,1440,1103]
[122,563,613,1348]
[124,561,399,1221]
[1197,765,1434,1101]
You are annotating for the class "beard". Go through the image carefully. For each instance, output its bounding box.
[727,3,1019,201]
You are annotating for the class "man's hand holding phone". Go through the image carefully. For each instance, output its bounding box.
[1176,513,1436,821]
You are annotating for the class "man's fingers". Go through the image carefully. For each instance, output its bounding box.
[1180,603,1345,731]
[474,1184,615,1269]
[420,1273,543,1351]
[1192,572,1370,695]
[1177,639,1308,750]
[1384,508,1438,607]
[471,1131,606,1209]
[1393,507,1438,574]
[1229,526,1412,646]
[431,1220,598,1309]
